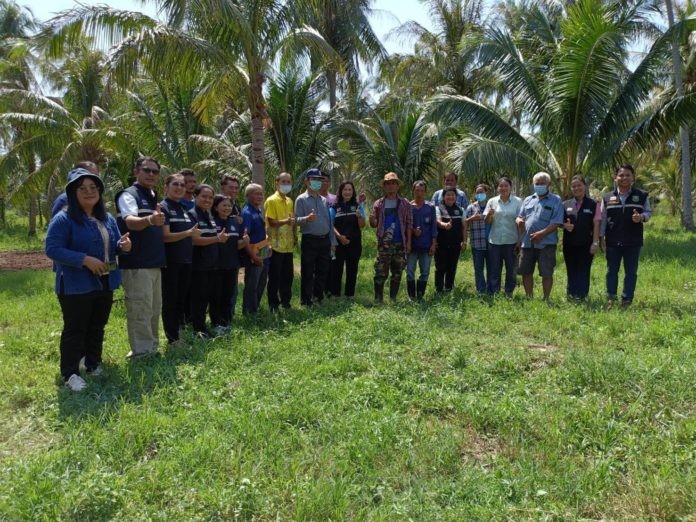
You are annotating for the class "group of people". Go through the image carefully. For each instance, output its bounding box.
[45,158,650,391]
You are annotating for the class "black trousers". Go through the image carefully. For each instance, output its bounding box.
[563,243,594,299]
[58,289,113,380]
[211,269,238,326]
[190,269,216,333]
[267,252,294,309]
[161,262,192,342]
[330,240,362,297]
[300,235,331,305]
[435,243,461,292]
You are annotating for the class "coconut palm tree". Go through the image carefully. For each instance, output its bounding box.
[38,0,337,188]
[427,0,696,199]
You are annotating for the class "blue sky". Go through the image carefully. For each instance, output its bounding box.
[20,0,435,55]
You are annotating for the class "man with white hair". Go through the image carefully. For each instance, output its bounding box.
[515,172,564,299]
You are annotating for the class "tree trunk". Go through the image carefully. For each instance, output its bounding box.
[327,68,338,109]
[28,195,38,236]
[0,197,5,227]
[249,73,267,187]
[666,0,695,230]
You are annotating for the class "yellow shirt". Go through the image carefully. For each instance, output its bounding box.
[264,191,296,253]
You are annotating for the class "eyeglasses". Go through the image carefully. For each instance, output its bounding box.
[169,182,185,187]
[77,185,100,193]
[140,167,160,174]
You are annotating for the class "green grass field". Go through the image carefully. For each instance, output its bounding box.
[0,213,694,520]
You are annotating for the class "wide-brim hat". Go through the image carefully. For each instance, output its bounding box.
[65,167,104,192]
[380,172,402,187]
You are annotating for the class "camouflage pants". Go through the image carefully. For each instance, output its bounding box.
[374,242,407,286]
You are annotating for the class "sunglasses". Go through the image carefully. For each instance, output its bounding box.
[140,167,160,174]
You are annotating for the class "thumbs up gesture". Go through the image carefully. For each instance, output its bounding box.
[217,231,230,243]
[563,217,575,232]
[188,223,202,239]
[307,209,316,222]
[118,232,132,252]
[632,209,642,223]
[150,204,165,226]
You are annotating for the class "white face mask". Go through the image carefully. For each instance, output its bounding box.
[279,184,292,194]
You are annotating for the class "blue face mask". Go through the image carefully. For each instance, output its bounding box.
[476,193,487,202]
[309,180,322,191]
[533,185,548,196]
[279,184,292,194]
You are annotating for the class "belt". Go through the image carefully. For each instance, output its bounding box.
[303,234,328,240]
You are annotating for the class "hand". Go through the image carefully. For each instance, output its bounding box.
[472,211,482,221]
[514,242,521,254]
[413,226,422,237]
[238,233,250,248]
[83,255,107,275]
[563,218,575,232]
[150,204,165,226]
[429,244,436,256]
[358,191,367,204]
[118,232,131,253]
[445,222,453,230]
[632,209,642,223]
[188,224,202,239]
[339,235,350,246]
[530,230,544,244]
[515,216,525,226]
[306,210,316,222]
[590,244,598,255]
[286,216,296,226]
[253,257,263,266]
[217,232,230,243]
[487,206,495,217]
[236,214,244,224]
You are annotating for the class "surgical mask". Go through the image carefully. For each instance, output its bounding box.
[533,185,548,196]
[279,184,292,194]
[309,180,322,191]
[475,193,487,202]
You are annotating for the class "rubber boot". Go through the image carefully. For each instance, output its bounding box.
[416,280,427,300]
[407,280,416,300]
[389,279,400,303]
[374,282,384,304]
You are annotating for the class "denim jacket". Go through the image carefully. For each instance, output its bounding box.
[45,211,123,294]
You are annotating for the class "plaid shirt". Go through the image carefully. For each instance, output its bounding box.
[465,202,489,250]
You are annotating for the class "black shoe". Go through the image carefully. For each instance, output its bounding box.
[416,280,427,300]
[407,280,416,300]
[374,282,384,304]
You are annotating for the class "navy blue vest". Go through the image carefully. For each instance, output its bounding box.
[333,201,362,243]
[562,197,597,247]
[115,184,166,268]
[189,206,219,271]
[603,188,648,247]
[160,198,194,264]
[437,204,464,246]
[215,216,241,270]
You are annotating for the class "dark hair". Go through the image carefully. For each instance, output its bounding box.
[179,168,196,178]
[221,175,240,187]
[475,183,490,192]
[134,156,160,170]
[164,173,184,186]
[442,187,458,202]
[334,180,357,208]
[615,164,635,175]
[66,176,107,223]
[497,176,513,188]
[444,171,458,181]
[74,161,98,173]
[412,180,427,191]
[570,175,587,186]
[211,194,231,220]
[194,184,214,196]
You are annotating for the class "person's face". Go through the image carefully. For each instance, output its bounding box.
[76,178,101,211]
[248,188,264,207]
[570,179,586,199]
[444,174,457,189]
[165,175,186,200]
[443,191,456,206]
[184,174,197,194]
[222,180,240,199]
[341,183,354,201]
[413,185,426,200]
[497,180,511,198]
[277,174,292,192]
[475,187,487,198]
[615,168,634,191]
[196,188,214,210]
[320,177,330,194]
[383,180,399,196]
[215,198,233,218]
[306,177,322,192]
[134,160,160,189]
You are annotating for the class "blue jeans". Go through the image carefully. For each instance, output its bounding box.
[605,245,641,302]
[471,248,489,294]
[487,243,517,295]
[406,250,432,282]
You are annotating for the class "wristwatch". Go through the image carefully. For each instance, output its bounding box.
[592,241,599,247]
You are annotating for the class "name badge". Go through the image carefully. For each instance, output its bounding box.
[424,217,431,224]
[583,208,593,214]
[631,195,640,202]
[566,207,574,212]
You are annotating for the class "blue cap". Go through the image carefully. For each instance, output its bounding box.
[304,168,326,179]
[65,168,104,192]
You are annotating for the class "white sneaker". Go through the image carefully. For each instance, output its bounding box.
[65,374,87,392]
[214,325,229,336]
[88,366,103,377]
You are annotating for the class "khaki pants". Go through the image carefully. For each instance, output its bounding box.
[122,268,162,354]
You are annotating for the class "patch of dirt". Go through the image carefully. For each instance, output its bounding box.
[0,250,52,271]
